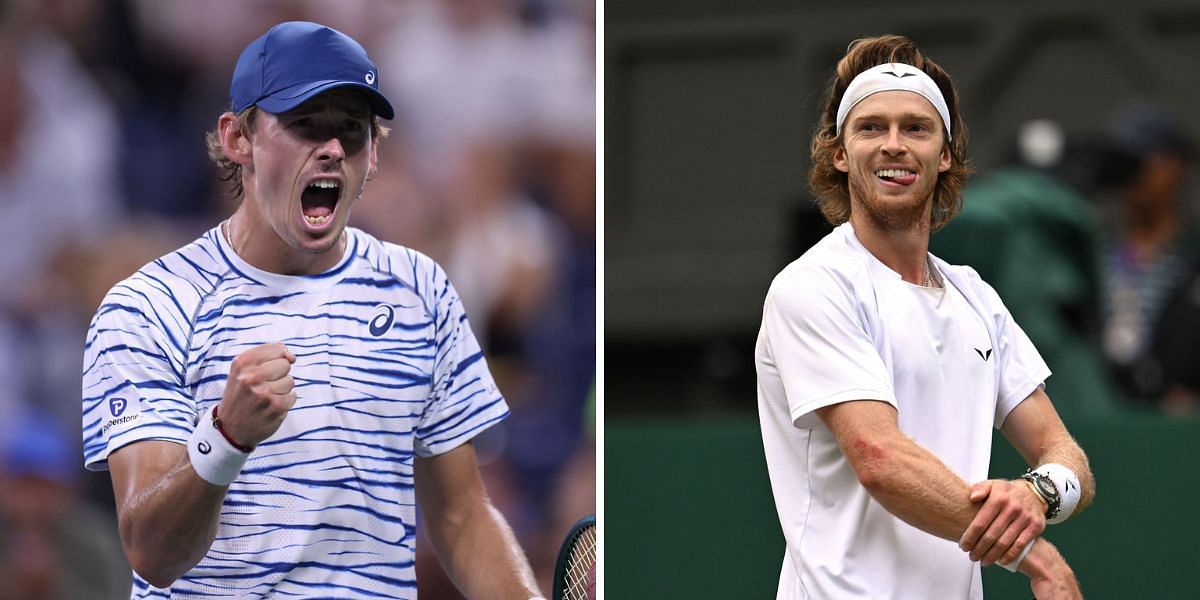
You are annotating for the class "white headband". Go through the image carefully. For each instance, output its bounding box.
[835,62,952,140]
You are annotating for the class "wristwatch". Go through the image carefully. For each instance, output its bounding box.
[1021,469,1061,520]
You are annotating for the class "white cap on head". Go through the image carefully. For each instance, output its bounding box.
[835,62,952,140]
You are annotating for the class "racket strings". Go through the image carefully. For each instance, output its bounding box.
[562,526,597,600]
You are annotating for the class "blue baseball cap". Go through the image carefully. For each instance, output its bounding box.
[230,21,395,120]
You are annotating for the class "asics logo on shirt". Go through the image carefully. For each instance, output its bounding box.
[369,304,396,337]
[974,347,992,361]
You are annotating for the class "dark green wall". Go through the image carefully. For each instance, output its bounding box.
[606,416,1199,598]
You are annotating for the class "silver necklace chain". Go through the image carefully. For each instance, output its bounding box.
[922,256,938,288]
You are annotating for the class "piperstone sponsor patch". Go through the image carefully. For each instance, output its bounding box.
[103,397,142,433]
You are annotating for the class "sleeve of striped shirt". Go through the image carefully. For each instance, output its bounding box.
[82,283,197,471]
[413,259,510,457]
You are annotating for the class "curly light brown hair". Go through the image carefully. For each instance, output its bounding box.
[205,105,390,200]
[809,34,972,231]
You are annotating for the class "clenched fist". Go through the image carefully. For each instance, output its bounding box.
[217,342,296,448]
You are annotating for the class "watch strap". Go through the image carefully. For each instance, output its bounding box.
[1031,463,1082,525]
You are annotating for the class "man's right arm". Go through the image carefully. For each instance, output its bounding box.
[106,342,296,588]
[816,399,1081,598]
[108,441,229,588]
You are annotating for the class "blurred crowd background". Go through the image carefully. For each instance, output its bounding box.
[0,0,595,597]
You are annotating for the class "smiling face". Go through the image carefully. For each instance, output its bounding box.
[220,88,378,274]
[833,90,951,233]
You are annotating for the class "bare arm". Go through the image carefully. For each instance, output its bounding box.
[815,399,979,540]
[415,442,542,600]
[999,387,1095,513]
[1018,538,1082,599]
[959,388,1095,566]
[108,441,228,588]
[107,342,296,588]
[816,398,1080,597]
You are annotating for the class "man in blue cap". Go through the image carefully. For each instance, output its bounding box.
[82,21,544,599]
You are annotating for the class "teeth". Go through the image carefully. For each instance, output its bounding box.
[875,169,915,178]
[309,179,339,189]
[305,214,332,225]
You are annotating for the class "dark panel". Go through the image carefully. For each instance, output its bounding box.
[607,32,808,337]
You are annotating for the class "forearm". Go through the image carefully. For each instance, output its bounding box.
[113,446,229,587]
[1017,538,1077,585]
[857,437,978,542]
[427,501,541,600]
[1002,388,1095,517]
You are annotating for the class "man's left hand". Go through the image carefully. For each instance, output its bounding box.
[960,479,1047,566]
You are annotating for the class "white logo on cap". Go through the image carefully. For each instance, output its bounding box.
[365,72,375,85]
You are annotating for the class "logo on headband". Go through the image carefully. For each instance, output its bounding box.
[883,70,917,79]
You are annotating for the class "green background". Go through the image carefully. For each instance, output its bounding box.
[606,415,1197,598]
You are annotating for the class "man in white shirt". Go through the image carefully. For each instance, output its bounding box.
[756,34,1093,600]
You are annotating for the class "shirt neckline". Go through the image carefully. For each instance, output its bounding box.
[214,221,358,293]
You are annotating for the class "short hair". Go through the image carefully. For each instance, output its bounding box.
[809,34,972,231]
[205,106,390,200]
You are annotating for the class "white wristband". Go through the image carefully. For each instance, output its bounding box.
[1034,463,1081,524]
[187,406,250,486]
[998,538,1037,573]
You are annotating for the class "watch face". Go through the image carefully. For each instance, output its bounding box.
[1036,477,1060,501]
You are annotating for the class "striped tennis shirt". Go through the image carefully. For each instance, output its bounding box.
[82,224,509,599]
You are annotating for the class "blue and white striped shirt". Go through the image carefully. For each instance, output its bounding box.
[83,225,509,598]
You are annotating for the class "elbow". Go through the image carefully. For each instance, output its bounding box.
[119,528,199,589]
[854,460,890,493]
[846,437,896,493]
[126,549,186,589]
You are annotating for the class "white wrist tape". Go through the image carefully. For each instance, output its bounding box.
[187,406,250,486]
[1034,462,1082,524]
[998,538,1037,573]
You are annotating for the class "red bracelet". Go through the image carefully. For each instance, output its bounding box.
[212,405,254,453]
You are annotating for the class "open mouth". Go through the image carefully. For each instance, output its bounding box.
[301,179,340,227]
[875,169,917,185]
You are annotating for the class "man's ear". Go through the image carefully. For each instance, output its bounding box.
[833,144,849,173]
[938,143,951,173]
[366,136,379,181]
[218,112,253,166]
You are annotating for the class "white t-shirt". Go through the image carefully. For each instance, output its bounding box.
[756,223,1050,600]
[83,225,509,599]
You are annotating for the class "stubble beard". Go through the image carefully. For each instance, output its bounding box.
[848,174,934,234]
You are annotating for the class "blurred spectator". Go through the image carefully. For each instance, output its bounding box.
[378,0,540,192]
[932,120,1124,421]
[1097,104,1200,411]
[0,4,121,317]
[0,315,23,441]
[0,409,129,599]
[0,0,132,458]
